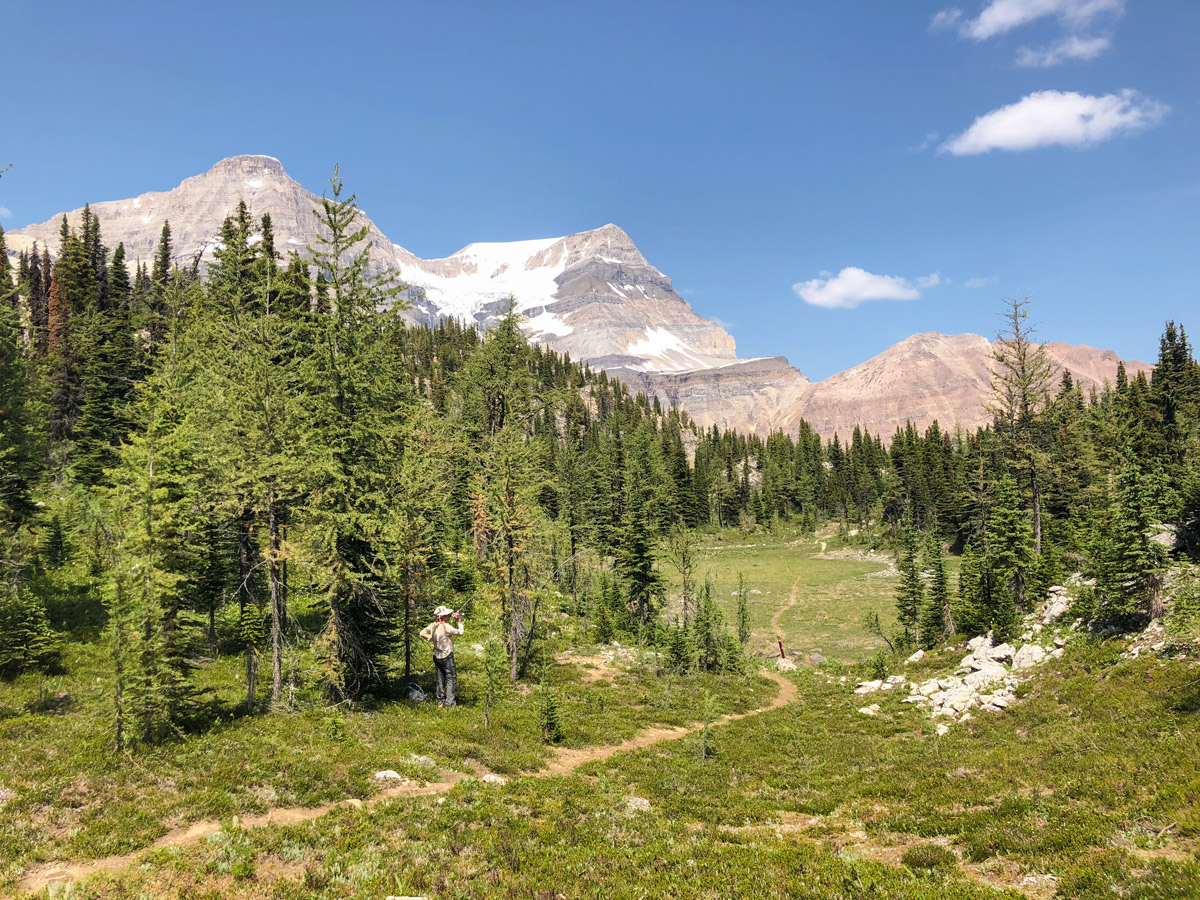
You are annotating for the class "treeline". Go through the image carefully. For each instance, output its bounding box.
[2,177,1197,742]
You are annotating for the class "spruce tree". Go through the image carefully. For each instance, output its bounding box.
[918,532,951,648]
[894,524,923,645]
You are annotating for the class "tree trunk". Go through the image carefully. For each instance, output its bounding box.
[1030,465,1043,555]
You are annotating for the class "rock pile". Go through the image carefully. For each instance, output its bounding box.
[854,618,1071,733]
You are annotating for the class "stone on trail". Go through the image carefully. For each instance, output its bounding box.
[374,770,406,781]
[776,657,798,672]
[627,796,652,812]
[482,773,508,786]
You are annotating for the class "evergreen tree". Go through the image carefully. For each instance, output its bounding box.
[736,571,751,646]
[982,475,1031,638]
[894,524,923,644]
[918,532,951,648]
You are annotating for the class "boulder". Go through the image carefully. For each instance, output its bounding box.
[918,679,942,697]
[1050,647,1065,659]
[809,653,828,664]
[1012,644,1046,670]
[627,796,652,812]
[905,649,925,664]
[853,679,883,694]
[1041,595,1071,625]
[886,675,907,685]
[857,704,881,716]
[967,636,990,651]
[964,663,1006,690]
[936,724,950,736]
[374,770,406,781]
[777,657,798,672]
[482,773,508,786]
[984,643,1015,664]
[409,754,437,768]
[1054,637,1067,648]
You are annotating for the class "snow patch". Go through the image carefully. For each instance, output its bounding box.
[392,236,566,319]
[140,215,152,224]
[132,198,141,209]
[523,311,573,337]
[608,282,628,299]
[245,179,263,189]
[626,326,712,372]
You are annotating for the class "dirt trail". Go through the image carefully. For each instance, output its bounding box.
[18,670,797,896]
[769,574,802,640]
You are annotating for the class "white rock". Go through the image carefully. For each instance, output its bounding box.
[960,653,981,671]
[990,694,1009,709]
[482,773,508,786]
[886,675,907,685]
[1054,637,1067,648]
[409,755,436,768]
[985,643,1016,664]
[983,704,1002,712]
[1050,648,1064,659]
[777,657,798,673]
[1021,631,1033,642]
[967,636,990,651]
[374,770,405,781]
[936,724,950,736]
[902,695,928,704]
[853,680,883,694]
[627,796,652,812]
[964,663,1006,690]
[471,643,485,653]
[1042,596,1071,624]
[905,649,925,664]
[858,705,881,716]
[918,679,941,697]
[1012,644,1046,670]
[959,712,973,722]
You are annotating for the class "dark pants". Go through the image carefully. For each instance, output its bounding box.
[434,653,457,706]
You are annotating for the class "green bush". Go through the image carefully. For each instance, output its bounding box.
[900,844,958,872]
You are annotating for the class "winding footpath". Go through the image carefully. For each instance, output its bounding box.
[18,669,798,895]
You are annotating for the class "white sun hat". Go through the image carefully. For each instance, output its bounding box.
[433,605,454,617]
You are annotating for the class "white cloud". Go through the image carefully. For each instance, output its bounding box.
[933,1,1122,65]
[964,276,998,288]
[1016,33,1110,66]
[935,0,1123,40]
[793,267,940,310]
[941,89,1168,155]
[0,206,11,220]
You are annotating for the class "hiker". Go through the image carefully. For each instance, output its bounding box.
[419,606,464,708]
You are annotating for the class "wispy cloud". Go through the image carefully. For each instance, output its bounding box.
[1016,33,1110,67]
[964,276,998,288]
[0,205,11,220]
[912,131,941,152]
[932,0,1123,65]
[708,316,735,330]
[941,89,1168,155]
[793,267,941,310]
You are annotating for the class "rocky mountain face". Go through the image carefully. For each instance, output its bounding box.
[775,333,1152,440]
[6,155,1150,440]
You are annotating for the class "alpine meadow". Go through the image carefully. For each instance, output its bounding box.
[3,2,1200,898]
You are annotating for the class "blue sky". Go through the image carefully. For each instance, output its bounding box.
[1,1,1195,380]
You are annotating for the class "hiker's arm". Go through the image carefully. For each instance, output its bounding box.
[448,622,464,636]
[418,623,434,641]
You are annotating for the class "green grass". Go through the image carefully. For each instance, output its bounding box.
[5,527,1200,899]
[664,523,904,663]
[0,618,772,887]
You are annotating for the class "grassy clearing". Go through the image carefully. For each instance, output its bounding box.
[665,524,903,662]
[0,616,772,888]
[6,530,1200,899]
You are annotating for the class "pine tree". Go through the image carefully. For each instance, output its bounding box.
[303,167,410,702]
[953,542,986,638]
[983,475,1031,639]
[988,298,1055,553]
[735,571,751,646]
[894,524,923,644]
[918,531,951,648]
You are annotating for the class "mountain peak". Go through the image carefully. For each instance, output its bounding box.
[204,155,289,178]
